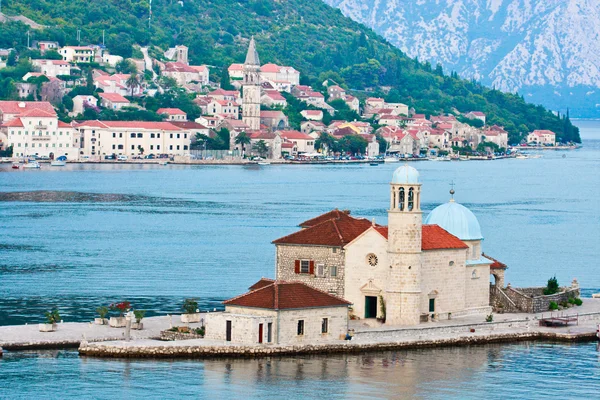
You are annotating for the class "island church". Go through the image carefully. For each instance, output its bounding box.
[272,165,507,325]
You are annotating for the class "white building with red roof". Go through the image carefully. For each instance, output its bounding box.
[277,130,315,154]
[204,279,350,345]
[465,111,486,124]
[260,63,300,86]
[94,73,142,97]
[0,101,78,160]
[272,166,503,326]
[162,62,209,86]
[98,93,130,111]
[156,108,187,122]
[58,46,95,63]
[227,63,244,80]
[206,98,239,119]
[31,59,72,78]
[300,109,323,121]
[527,129,555,146]
[75,120,192,158]
[260,90,287,108]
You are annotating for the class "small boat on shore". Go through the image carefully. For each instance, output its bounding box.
[158,161,168,166]
[370,162,380,166]
[11,162,19,169]
[515,154,529,159]
[257,161,271,166]
[384,157,398,163]
[50,160,66,167]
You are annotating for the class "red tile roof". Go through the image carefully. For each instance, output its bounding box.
[157,108,186,115]
[224,281,351,310]
[249,278,275,291]
[1,118,24,127]
[99,93,130,103]
[273,210,469,251]
[170,121,208,130]
[483,253,507,269]
[277,130,312,140]
[299,209,351,228]
[0,101,55,116]
[260,63,281,73]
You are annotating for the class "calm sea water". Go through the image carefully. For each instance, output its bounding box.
[0,121,599,398]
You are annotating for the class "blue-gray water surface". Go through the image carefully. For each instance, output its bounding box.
[0,121,599,398]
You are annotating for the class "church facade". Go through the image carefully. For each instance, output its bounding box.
[273,165,503,325]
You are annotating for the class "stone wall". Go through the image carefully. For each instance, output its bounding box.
[160,330,204,341]
[500,286,581,313]
[204,309,275,345]
[277,306,348,344]
[276,244,345,297]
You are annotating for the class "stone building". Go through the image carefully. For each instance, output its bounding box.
[273,166,502,326]
[242,37,261,131]
[205,280,350,345]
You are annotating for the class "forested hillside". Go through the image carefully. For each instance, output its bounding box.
[0,0,580,143]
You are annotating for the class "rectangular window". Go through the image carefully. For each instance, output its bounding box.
[429,298,435,313]
[118,145,123,150]
[267,322,272,343]
[150,133,155,138]
[169,145,173,150]
[157,145,160,150]
[112,133,116,138]
[131,145,135,150]
[317,264,325,277]
[130,133,136,138]
[137,133,143,138]
[321,318,328,334]
[170,134,173,139]
[297,320,304,336]
[177,133,180,139]
[332,248,337,253]
[330,266,337,277]
[176,145,180,150]
[300,260,310,274]
[119,133,123,138]
[112,145,116,150]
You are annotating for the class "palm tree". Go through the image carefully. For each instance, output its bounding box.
[235,132,251,157]
[126,73,141,97]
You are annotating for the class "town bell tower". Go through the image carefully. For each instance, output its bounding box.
[242,37,261,131]
[385,165,423,325]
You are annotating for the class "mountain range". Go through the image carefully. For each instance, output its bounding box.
[324,0,600,118]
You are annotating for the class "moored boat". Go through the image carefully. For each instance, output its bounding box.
[384,157,398,163]
[23,161,41,169]
[257,161,271,165]
[11,163,19,169]
[50,160,66,167]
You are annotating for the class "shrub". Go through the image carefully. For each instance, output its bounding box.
[549,301,559,310]
[182,298,198,314]
[195,327,205,336]
[543,276,560,295]
[574,298,583,306]
[134,310,146,323]
[45,309,61,324]
[485,314,493,322]
[560,301,569,308]
[96,306,109,319]
[568,297,575,304]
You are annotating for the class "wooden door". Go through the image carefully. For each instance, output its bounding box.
[365,296,377,319]
[226,320,232,342]
[258,323,263,344]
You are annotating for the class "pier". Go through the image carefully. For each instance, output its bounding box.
[2,299,599,359]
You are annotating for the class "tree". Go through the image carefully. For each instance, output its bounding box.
[235,132,251,156]
[252,140,269,158]
[220,67,233,90]
[126,73,141,97]
[116,59,138,74]
[7,51,17,67]
[315,132,336,154]
[137,145,145,155]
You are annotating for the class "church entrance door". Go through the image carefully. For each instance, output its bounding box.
[365,296,378,319]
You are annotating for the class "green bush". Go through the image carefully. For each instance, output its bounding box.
[574,298,583,306]
[96,306,109,319]
[195,327,206,336]
[45,309,61,324]
[568,297,575,304]
[543,276,560,295]
[485,314,493,322]
[134,310,146,323]
[549,301,559,310]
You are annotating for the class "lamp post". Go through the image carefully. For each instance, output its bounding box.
[125,310,133,341]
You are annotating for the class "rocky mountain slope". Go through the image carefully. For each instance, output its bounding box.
[325,0,600,117]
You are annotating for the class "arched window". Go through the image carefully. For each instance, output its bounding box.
[408,188,414,211]
[399,188,405,211]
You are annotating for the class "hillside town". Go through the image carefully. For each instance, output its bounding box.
[0,38,562,162]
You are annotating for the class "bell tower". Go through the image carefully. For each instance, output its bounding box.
[242,37,261,131]
[385,165,423,325]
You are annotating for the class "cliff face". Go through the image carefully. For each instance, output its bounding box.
[325,0,600,117]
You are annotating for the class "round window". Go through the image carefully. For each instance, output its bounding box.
[367,253,378,267]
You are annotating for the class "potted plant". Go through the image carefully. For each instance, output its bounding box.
[95,306,109,325]
[109,301,131,327]
[39,309,60,332]
[133,310,146,330]
[181,298,201,323]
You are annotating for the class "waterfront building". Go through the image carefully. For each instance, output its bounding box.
[527,129,556,146]
[205,280,350,345]
[273,166,502,326]
[0,101,77,159]
[242,37,261,131]
[75,120,191,158]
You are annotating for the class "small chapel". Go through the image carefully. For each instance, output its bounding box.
[272,165,507,326]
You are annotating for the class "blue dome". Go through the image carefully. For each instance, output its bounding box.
[424,201,483,241]
[392,165,419,184]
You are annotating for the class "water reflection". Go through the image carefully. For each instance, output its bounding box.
[2,343,599,398]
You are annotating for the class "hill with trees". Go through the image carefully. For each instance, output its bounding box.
[0,0,580,143]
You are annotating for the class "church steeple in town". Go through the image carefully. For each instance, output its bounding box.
[242,36,261,131]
